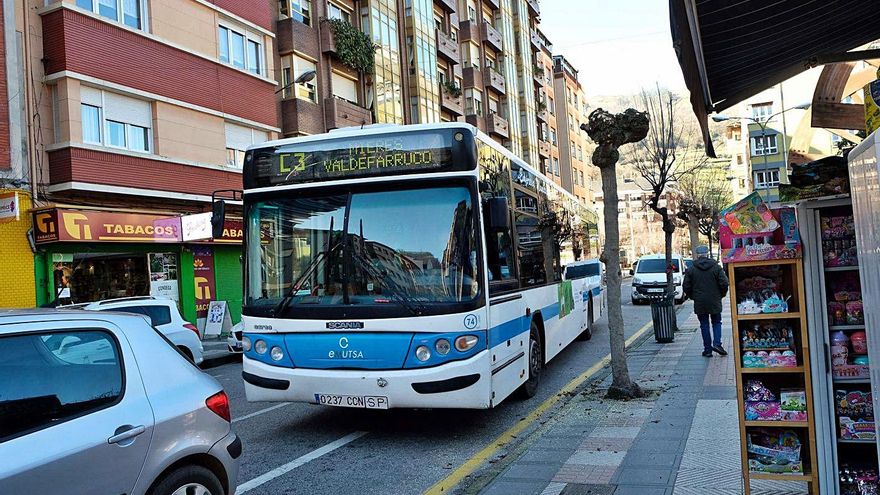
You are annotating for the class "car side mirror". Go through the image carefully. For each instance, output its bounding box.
[211,200,226,239]
[486,197,510,230]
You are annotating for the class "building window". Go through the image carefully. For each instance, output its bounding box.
[465,88,483,117]
[225,122,268,168]
[80,86,152,153]
[327,2,351,22]
[550,128,557,145]
[81,104,102,144]
[279,0,311,25]
[570,141,576,156]
[750,134,778,156]
[76,0,144,30]
[754,170,780,189]
[488,97,499,116]
[281,55,318,102]
[219,25,264,76]
[751,102,773,121]
[332,71,358,104]
[548,96,554,115]
[462,42,480,69]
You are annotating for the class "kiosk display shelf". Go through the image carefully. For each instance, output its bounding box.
[729,258,820,494]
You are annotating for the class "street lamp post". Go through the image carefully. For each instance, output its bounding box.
[712,103,810,200]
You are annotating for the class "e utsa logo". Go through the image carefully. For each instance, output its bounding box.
[62,213,92,240]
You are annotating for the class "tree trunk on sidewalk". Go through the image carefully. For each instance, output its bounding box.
[687,213,700,258]
[582,108,649,400]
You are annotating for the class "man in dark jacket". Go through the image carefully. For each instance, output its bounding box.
[683,245,730,357]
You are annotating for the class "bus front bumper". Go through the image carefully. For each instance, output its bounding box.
[242,351,493,409]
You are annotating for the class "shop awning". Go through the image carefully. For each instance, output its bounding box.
[670,0,880,157]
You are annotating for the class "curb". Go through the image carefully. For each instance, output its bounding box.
[200,352,242,369]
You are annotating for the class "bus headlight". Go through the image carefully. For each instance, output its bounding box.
[270,346,284,361]
[415,345,431,362]
[435,339,451,355]
[254,339,267,355]
[455,335,479,352]
[242,336,252,352]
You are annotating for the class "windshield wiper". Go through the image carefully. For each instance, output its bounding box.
[274,217,342,317]
[349,249,427,317]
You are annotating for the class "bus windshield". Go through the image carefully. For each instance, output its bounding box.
[245,185,480,316]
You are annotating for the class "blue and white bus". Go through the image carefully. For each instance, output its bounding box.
[236,123,602,409]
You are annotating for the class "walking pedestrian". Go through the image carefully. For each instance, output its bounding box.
[683,245,729,357]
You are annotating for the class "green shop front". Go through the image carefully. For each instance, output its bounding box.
[32,207,243,328]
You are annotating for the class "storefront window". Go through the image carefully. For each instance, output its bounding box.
[52,252,178,304]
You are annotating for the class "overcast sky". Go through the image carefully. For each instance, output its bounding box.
[540,0,686,97]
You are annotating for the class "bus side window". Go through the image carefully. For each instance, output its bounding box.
[516,211,546,287]
[479,148,517,292]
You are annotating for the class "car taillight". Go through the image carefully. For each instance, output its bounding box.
[206,391,231,422]
[184,323,200,339]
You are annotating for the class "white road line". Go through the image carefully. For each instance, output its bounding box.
[232,403,291,423]
[237,431,369,493]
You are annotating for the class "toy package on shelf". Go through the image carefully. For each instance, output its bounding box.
[822,214,859,267]
[779,156,850,202]
[747,428,804,474]
[827,274,864,326]
[836,390,876,441]
[741,322,797,368]
[719,193,801,263]
[831,330,871,380]
[735,266,792,315]
[744,381,807,421]
[840,464,879,495]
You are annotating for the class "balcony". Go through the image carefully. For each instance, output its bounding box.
[459,20,480,43]
[466,114,486,132]
[527,0,540,17]
[481,22,503,52]
[536,106,548,122]
[530,29,542,51]
[534,67,544,86]
[436,0,456,12]
[538,139,551,158]
[321,20,339,55]
[276,17,320,61]
[485,0,500,8]
[440,88,464,116]
[325,97,372,129]
[487,113,509,139]
[281,98,325,135]
[487,70,506,94]
[437,30,460,63]
[463,66,483,89]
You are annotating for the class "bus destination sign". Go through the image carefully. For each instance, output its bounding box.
[245,129,474,188]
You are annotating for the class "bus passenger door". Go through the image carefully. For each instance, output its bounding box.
[487,293,528,405]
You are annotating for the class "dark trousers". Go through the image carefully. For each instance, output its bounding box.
[698,313,722,352]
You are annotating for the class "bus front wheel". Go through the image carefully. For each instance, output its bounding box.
[516,323,542,399]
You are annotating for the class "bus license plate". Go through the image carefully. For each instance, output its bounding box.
[316,394,389,409]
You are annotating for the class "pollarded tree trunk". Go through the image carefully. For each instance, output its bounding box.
[687,213,700,259]
[582,108,649,400]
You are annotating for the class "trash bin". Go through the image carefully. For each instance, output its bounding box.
[649,293,677,343]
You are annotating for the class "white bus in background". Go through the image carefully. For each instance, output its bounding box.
[231,123,601,409]
[563,259,605,340]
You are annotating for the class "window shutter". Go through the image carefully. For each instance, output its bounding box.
[103,92,151,127]
[80,86,103,107]
[331,72,357,103]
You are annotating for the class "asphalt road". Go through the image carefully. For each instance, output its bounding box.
[208,281,657,495]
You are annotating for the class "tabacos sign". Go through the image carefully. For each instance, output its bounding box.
[34,209,182,244]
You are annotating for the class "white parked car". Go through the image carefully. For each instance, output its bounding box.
[83,297,204,365]
[631,254,686,305]
[227,322,243,353]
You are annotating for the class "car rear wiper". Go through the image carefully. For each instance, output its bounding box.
[349,249,426,317]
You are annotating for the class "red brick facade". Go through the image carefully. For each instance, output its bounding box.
[48,147,243,197]
[208,0,274,31]
[42,8,277,127]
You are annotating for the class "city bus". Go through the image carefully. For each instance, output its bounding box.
[234,122,601,409]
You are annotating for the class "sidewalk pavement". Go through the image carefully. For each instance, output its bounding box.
[479,299,810,495]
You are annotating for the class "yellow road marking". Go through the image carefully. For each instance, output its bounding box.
[424,320,655,494]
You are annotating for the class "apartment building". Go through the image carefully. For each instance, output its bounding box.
[23,0,279,324]
[533,29,558,185]
[0,0,33,307]
[552,55,593,204]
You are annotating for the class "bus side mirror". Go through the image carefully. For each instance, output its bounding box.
[486,197,510,230]
[211,200,226,239]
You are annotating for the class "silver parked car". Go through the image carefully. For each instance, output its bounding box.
[0,309,240,495]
